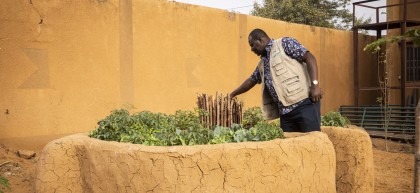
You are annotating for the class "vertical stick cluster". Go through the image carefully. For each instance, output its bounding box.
[415,101,420,193]
[197,93,243,128]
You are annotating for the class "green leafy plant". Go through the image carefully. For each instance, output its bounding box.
[0,176,10,193]
[364,28,419,53]
[321,111,351,127]
[269,118,280,128]
[89,107,284,146]
[242,106,265,129]
[250,121,284,141]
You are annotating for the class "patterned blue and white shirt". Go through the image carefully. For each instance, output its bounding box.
[250,37,308,115]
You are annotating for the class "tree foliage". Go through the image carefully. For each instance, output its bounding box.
[364,28,420,53]
[354,15,373,35]
[251,0,353,30]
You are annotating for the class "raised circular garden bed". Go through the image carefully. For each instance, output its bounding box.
[35,126,373,193]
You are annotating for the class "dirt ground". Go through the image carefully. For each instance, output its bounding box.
[0,135,416,193]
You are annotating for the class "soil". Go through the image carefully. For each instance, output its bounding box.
[371,138,415,193]
[0,135,416,193]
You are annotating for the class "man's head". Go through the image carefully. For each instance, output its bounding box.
[248,29,270,56]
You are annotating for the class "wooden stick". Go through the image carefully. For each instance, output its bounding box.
[212,95,215,128]
[415,101,420,193]
[227,94,231,127]
[198,94,203,123]
[210,95,213,128]
[207,94,210,128]
[221,97,224,127]
[233,99,237,124]
[210,95,213,127]
[217,95,221,126]
[196,93,245,128]
[213,96,216,127]
[228,97,230,126]
[224,97,226,126]
[0,161,10,167]
[204,94,207,128]
[230,95,233,126]
[239,101,243,123]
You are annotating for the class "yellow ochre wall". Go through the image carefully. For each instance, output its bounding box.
[0,0,372,138]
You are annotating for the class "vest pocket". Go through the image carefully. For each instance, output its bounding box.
[272,59,287,76]
[271,52,287,76]
[282,76,304,97]
[286,83,304,97]
[281,75,298,83]
[274,64,287,76]
[271,51,284,64]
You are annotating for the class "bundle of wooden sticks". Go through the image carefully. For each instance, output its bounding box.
[196,93,243,128]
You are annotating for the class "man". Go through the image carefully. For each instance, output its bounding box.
[230,29,323,132]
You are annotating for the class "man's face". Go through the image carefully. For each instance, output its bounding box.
[248,36,266,56]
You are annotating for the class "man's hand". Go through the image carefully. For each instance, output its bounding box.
[309,85,323,103]
[230,78,257,99]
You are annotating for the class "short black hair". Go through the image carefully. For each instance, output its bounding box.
[249,29,268,40]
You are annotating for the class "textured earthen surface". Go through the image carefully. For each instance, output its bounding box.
[36,132,336,193]
[321,126,374,193]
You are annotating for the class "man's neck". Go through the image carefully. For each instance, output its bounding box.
[262,39,275,58]
[261,47,269,58]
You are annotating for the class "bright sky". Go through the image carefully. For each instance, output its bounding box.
[173,0,386,22]
[174,0,263,14]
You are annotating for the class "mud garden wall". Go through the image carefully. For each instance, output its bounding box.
[0,0,375,138]
[35,127,374,193]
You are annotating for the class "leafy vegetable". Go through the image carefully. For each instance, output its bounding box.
[321,111,351,127]
[89,107,284,146]
[242,107,265,129]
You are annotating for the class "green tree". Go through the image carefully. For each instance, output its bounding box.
[251,0,353,30]
[354,15,373,35]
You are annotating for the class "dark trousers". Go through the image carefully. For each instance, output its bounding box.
[280,99,321,132]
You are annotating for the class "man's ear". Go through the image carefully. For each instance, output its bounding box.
[260,37,267,44]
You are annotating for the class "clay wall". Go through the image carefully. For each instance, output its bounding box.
[36,127,374,193]
[36,132,337,193]
[0,0,374,138]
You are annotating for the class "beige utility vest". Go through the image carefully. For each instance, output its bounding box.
[258,38,311,120]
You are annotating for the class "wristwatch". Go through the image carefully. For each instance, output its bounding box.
[312,80,319,85]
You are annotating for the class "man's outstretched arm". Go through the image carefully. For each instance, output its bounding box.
[230,78,257,98]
